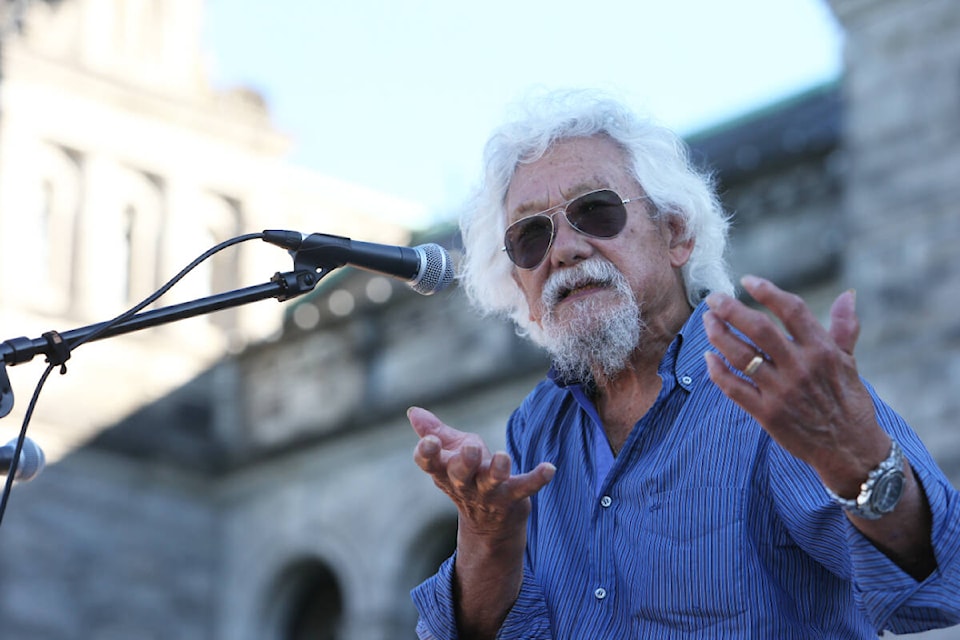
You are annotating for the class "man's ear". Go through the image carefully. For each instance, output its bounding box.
[664,215,695,268]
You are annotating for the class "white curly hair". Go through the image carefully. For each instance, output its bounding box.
[458,89,735,346]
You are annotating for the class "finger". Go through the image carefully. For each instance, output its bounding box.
[407,406,462,445]
[474,450,512,492]
[703,310,771,378]
[704,290,792,364]
[738,275,822,345]
[828,289,860,355]
[472,450,518,495]
[447,443,484,489]
[413,434,445,475]
[705,352,762,411]
[504,461,557,501]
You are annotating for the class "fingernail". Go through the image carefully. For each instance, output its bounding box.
[463,444,481,461]
[492,453,510,475]
[543,462,557,479]
[740,274,761,288]
[421,436,439,454]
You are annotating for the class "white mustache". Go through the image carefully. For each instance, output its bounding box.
[541,259,626,310]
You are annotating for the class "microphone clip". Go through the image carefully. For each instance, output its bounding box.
[270,270,321,302]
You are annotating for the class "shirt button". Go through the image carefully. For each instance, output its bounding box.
[594,587,607,600]
[600,495,612,508]
[680,375,693,385]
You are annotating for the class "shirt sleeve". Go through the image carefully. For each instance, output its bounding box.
[769,385,960,633]
[850,460,960,633]
[844,390,960,633]
[410,553,554,640]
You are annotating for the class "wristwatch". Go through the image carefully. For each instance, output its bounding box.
[825,440,906,520]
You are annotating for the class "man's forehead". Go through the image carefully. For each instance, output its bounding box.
[504,136,633,216]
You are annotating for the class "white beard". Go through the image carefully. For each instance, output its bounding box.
[540,259,643,386]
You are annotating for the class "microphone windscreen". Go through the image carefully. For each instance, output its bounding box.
[410,244,455,295]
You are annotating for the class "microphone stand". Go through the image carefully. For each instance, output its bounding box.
[0,231,366,528]
[0,267,321,419]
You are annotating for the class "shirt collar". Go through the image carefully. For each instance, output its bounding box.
[548,299,713,393]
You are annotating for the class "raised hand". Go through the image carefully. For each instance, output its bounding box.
[702,276,935,579]
[408,406,555,638]
[701,275,886,492]
[410,406,554,539]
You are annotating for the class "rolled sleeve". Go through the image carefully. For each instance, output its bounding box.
[851,464,960,633]
[411,553,553,640]
[411,555,459,640]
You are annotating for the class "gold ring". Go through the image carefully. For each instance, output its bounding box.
[744,354,764,377]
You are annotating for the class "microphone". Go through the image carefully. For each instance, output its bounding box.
[0,437,45,483]
[262,230,455,295]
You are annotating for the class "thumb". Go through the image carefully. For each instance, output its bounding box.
[407,407,449,439]
[829,289,860,355]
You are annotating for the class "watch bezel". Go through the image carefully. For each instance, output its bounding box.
[825,440,906,520]
[866,466,906,515]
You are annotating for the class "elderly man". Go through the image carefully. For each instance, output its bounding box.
[407,91,960,638]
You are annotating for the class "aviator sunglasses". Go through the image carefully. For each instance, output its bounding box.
[503,189,646,269]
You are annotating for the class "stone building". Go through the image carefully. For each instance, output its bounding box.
[1,0,959,639]
[0,0,416,462]
[0,1,418,635]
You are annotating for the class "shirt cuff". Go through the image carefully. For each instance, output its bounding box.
[410,552,554,640]
[411,554,459,640]
[848,464,960,632]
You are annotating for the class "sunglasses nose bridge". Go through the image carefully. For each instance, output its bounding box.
[545,205,595,265]
[553,203,589,242]
[549,205,577,234]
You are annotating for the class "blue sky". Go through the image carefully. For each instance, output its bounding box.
[203,0,843,228]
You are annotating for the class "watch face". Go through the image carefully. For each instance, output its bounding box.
[871,470,906,513]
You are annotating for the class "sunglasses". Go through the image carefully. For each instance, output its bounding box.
[503,189,645,269]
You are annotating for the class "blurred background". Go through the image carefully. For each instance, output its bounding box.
[0,0,957,638]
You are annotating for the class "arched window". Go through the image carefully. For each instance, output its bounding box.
[195,193,243,331]
[35,179,55,283]
[121,204,136,304]
[397,516,458,634]
[28,143,82,314]
[268,559,344,640]
[113,169,163,308]
[284,564,344,640]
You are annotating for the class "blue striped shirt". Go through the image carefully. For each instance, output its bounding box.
[412,302,960,638]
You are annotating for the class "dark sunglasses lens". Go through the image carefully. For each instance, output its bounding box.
[505,215,553,269]
[567,190,627,237]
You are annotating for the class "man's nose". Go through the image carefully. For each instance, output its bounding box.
[547,212,594,267]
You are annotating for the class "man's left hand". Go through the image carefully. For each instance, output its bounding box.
[702,275,888,496]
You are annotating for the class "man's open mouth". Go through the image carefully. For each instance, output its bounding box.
[555,279,610,304]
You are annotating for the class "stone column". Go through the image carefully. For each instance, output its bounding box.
[826,0,960,478]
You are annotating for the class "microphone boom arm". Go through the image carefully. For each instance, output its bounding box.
[0,268,321,418]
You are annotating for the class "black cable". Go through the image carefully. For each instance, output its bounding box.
[0,232,265,528]
[71,232,265,352]
[0,362,55,529]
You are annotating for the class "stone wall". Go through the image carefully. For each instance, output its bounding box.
[828,0,960,480]
[0,453,218,638]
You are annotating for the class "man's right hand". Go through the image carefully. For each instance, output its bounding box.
[408,406,555,639]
